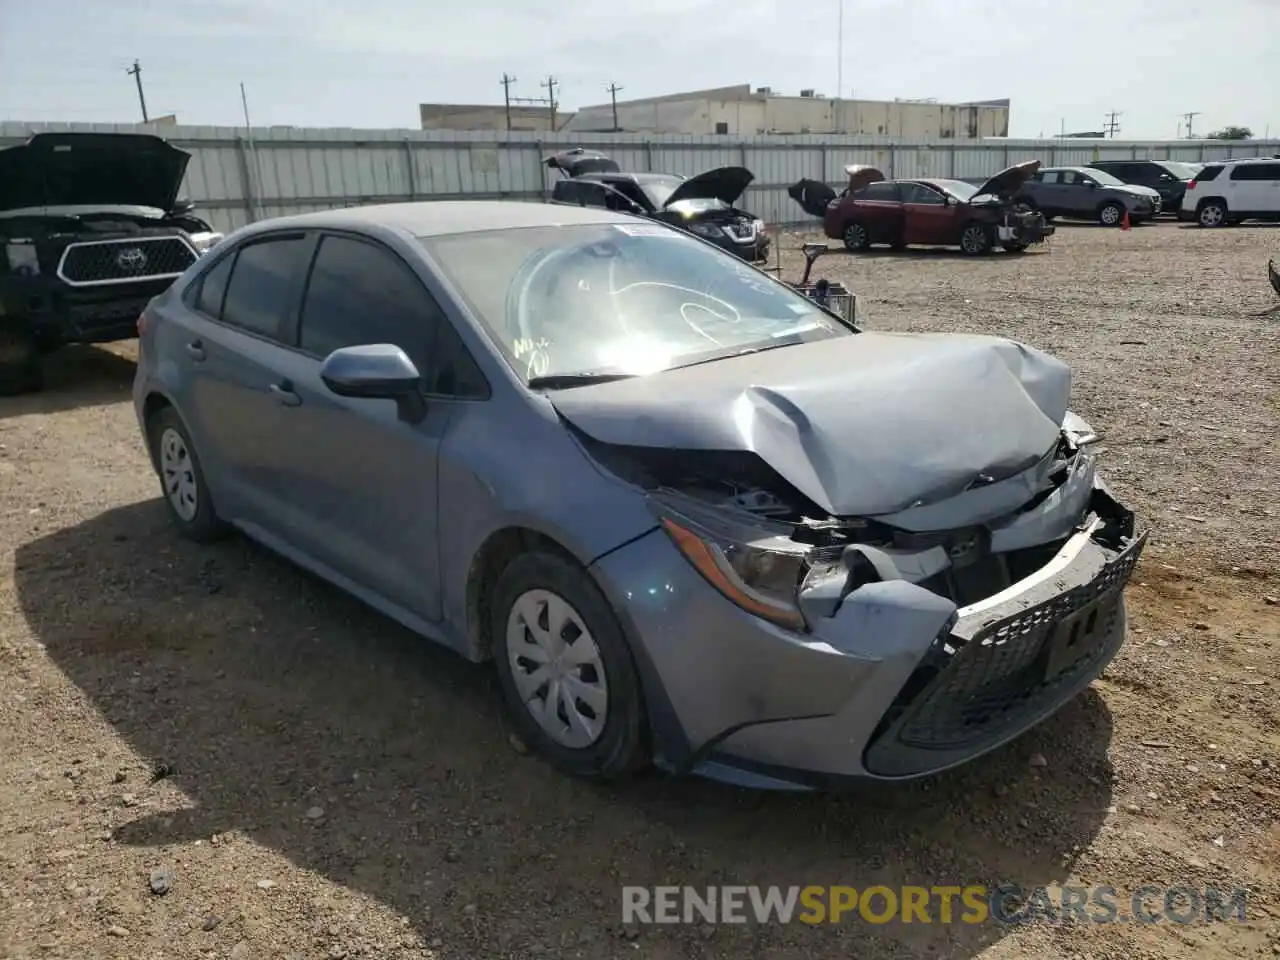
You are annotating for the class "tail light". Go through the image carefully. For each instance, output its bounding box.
[1187,179,1198,190]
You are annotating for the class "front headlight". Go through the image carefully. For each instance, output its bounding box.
[187,231,225,255]
[687,222,723,239]
[1062,410,1100,448]
[651,491,809,631]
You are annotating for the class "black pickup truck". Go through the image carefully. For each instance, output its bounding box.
[0,132,223,394]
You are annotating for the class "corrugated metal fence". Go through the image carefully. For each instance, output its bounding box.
[4,121,1277,234]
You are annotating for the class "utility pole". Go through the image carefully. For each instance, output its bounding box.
[500,73,517,131]
[1103,109,1122,138]
[1180,111,1200,139]
[126,59,149,123]
[541,75,559,130]
[606,82,623,132]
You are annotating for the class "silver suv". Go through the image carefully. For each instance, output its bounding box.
[1014,166,1162,226]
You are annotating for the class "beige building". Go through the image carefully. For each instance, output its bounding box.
[419,103,575,133]
[564,84,1009,138]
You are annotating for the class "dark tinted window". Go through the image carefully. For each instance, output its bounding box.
[555,181,608,207]
[299,235,440,373]
[858,182,899,201]
[1229,162,1280,180]
[1195,165,1223,182]
[429,314,489,399]
[193,252,234,318]
[900,183,945,204]
[220,235,309,339]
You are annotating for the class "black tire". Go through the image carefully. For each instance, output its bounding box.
[145,405,227,543]
[0,322,44,396]
[1197,200,1228,228]
[491,551,648,782]
[842,221,871,252]
[958,222,993,255]
[1098,202,1125,227]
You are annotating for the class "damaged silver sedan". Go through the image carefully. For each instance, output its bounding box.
[136,200,1145,790]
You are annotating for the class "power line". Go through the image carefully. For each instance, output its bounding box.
[125,59,148,123]
[606,82,624,132]
[1103,109,1122,138]
[1180,111,1200,139]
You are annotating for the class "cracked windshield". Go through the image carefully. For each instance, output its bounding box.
[421,223,851,382]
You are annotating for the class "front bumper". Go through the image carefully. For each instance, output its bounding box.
[591,483,1144,789]
[2,274,170,344]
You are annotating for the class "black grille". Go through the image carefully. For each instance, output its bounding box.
[864,532,1146,777]
[59,237,196,285]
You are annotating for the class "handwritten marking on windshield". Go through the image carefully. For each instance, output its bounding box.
[513,337,552,359]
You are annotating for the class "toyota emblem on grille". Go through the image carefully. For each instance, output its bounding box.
[115,247,148,271]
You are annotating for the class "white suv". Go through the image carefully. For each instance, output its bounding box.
[1180,157,1280,227]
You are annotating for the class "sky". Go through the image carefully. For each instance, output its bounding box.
[2,0,1277,140]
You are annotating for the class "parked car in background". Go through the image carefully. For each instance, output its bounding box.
[1178,158,1280,227]
[1015,167,1161,226]
[0,132,223,394]
[1088,159,1200,214]
[133,199,1145,789]
[822,161,1054,255]
[546,148,769,262]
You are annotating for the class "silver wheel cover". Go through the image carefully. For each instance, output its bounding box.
[506,589,609,748]
[159,427,199,522]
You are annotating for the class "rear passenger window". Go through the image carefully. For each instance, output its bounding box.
[193,253,234,318]
[220,235,309,339]
[1195,165,1223,182]
[858,182,899,201]
[1230,162,1280,180]
[299,235,440,373]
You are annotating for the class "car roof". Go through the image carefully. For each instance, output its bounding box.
[237,200,636,237]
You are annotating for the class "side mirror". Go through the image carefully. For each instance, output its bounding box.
[320,344,426,423]
[1085,181,1097,189]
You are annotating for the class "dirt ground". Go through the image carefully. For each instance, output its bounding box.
[1,220,1278,960]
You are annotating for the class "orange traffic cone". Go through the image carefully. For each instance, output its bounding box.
[1120,209,1131,231]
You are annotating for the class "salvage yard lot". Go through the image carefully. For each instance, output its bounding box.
[1,220,1277,960]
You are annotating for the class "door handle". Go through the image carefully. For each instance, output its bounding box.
[269,381,301,407]
[185,340,206,361]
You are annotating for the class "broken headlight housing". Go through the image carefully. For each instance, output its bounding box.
[1062,410,1101,451]
[650,490,810,631]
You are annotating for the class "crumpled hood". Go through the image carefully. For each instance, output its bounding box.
[974,159,1040,200]
[551,332,1072,517]
[0,132,191,213]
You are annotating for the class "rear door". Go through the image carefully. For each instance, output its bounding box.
[1227,161,1280,215]
[851,181,903,243]
[174,231,314,531]
[899,182,954,244]
[263,231,466,621]
[1029,170,1066,215]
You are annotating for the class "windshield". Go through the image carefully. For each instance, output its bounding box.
[637,176,686,208]
[1085,169,1125,186]
[1160,161,1199,179]
[419,223,851,384]
[933,179,978,200]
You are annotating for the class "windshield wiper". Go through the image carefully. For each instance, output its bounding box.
[526,372,637,390]
[668,340,798,371]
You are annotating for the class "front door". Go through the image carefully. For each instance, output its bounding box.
[266,232,454,622]
[899,182,955,244]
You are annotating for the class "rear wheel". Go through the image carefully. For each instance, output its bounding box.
[842,222,871,252]
[1098,202,1125,226]
[1197,200,1227,228]
[959,222,993,255]
[0,321,43,396]
[492,551,647,782]
[146,405,227,542]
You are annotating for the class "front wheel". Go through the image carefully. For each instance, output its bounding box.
[842,222,871,252]
[492,551,647,782]
[959,222,993,255]
[0,322,43,396]
[1098,202,1125,227]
